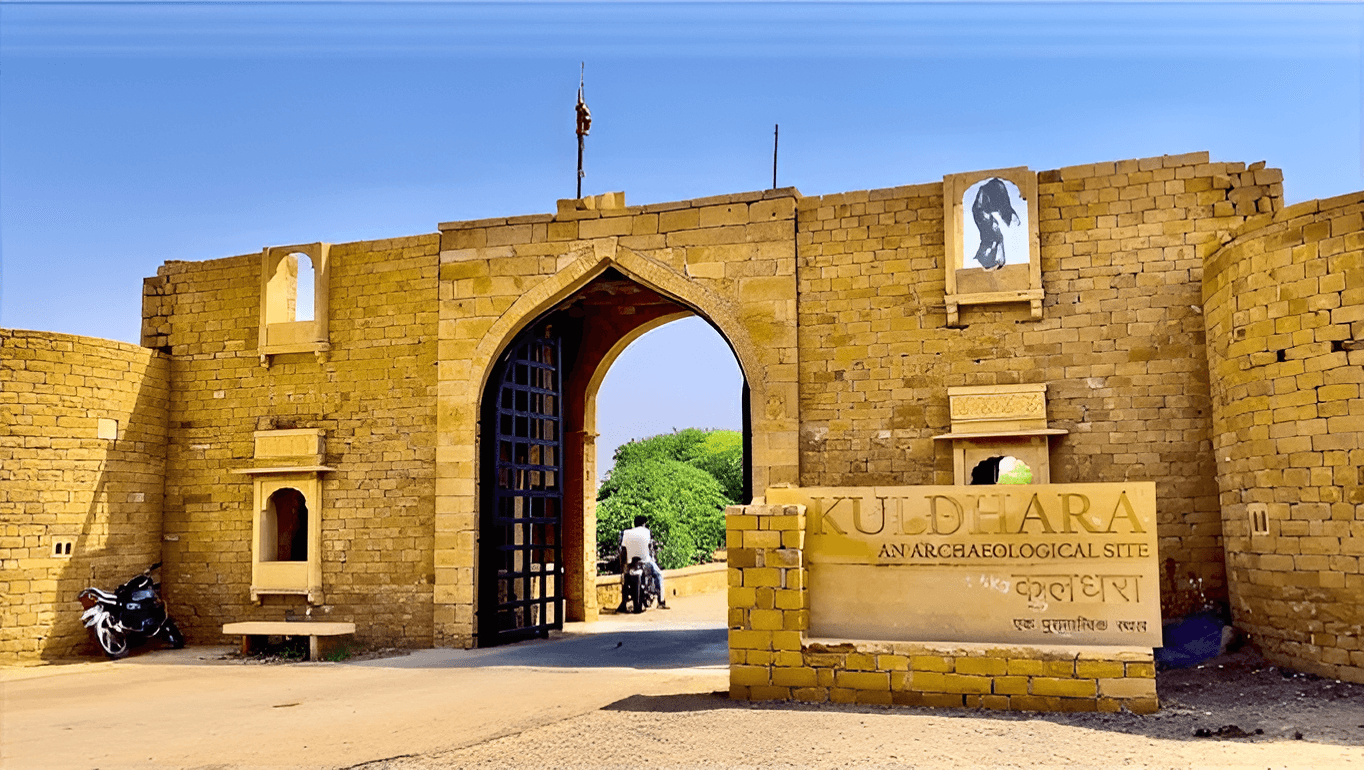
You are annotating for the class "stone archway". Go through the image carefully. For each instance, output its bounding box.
[472,265,746,640]
[435,234,797,647]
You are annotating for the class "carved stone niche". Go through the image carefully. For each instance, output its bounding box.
[942,167,1042,326]
[933,384,1067,485]
[232,428,333,603]
[259,242,331,367]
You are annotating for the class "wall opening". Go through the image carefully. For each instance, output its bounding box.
[476,267,748,644]
[294,253,315,322]
[263,487,309,562]
[968,455,1032,485]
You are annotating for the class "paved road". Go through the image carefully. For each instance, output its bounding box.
[0,593,730,770]
[7,591,1361,770]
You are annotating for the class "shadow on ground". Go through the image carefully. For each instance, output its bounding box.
[349,627,728,671]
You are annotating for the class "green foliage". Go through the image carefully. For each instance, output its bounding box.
[680,429,744,504]
[597,429,743,570]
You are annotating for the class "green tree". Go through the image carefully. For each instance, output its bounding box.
[596,428,743,569]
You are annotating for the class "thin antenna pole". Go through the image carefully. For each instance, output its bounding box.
[772,124,779,190]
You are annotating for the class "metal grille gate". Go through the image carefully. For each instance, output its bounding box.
[480,329,564,645]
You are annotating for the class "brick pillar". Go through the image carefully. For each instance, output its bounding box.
[727,503,809,701]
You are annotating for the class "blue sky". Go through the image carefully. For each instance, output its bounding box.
[2,2,1361,475]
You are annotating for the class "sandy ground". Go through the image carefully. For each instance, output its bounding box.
[3,591,1361,770]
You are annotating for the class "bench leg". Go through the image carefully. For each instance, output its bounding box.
[309,635,320,661]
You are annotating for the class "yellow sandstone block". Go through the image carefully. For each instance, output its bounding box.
[878,654,910,671]
[856,690,894,706]
[910,671,946,691]
[1009,654,1047,673]
[1076,661,1126,679]
[955,657,1007,676]
[912,655,954,672]
[729,586,757,609]
[749,685,791,701]
[772,666,818,687]
[1125,662,1156,678]
[1053,698,1099,713]
[744,530,781,549]
[743,567,781,587]
[1125,696,1160,714]
[836,670,890,691]
[749,609,784,631]
[1031,677,1097,698]
[1097,677,1158,699]
[993,676,1029,695]
[729,629,771,650]
[844,652,876,670]
[731,665,771,687]
[940,674,993,694]
[980,695,1012,710]
[1044,660,1076,677]
[727,514,758,531]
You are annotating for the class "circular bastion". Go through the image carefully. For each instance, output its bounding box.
[1202,193,1364,683]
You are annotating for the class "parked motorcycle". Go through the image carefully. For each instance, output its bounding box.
[78,562,184,659]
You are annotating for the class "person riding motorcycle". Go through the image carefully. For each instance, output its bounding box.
[616,515,669,611]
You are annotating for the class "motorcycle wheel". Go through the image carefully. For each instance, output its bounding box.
[643,576,657,609]
[96,622,129,660]
[629,577,644,614]
[160,618,185,649]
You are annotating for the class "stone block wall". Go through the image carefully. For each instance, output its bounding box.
[1203,192,1364,683]
[0,330,168,662]
[151,234,440,649]
[726,503,1158,712]
[794,152,1282,617]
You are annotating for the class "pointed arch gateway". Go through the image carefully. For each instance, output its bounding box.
[434,239,797,648]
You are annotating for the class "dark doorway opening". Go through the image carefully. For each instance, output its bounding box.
[478,323,565,646]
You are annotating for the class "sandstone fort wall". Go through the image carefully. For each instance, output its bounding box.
[1203,192,1364,683]
[5,151,1360,682]
[0,330,168,661]
[148,235,440,648]
[794,152,1280,617]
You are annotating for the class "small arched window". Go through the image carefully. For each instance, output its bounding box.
[969,456,1032,485]
[259,242,330,362]
[263,487,309,562]
[294,254,314,322]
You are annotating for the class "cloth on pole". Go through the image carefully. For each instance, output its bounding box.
[576,83,592,137]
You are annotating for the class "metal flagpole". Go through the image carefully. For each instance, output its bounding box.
[773,124,779,190]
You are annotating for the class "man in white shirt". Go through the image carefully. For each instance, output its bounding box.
[617,515,669,610]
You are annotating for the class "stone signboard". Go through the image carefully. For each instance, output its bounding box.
[767,483,1161,648]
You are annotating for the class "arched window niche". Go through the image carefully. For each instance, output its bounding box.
[259,242,330,366]
[941,167,1042,327]
[235,428,332,604]
[934,384,1066,486]
[262,487,309,561]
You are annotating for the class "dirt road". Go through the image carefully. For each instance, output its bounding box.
[3,592,1360,769]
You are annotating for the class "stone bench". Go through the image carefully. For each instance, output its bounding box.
[222,621,356,661]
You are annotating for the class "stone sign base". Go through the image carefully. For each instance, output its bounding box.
[730,638,1157,714]
[727,500,1159,714]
